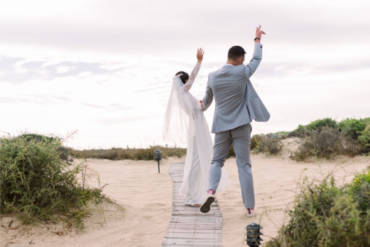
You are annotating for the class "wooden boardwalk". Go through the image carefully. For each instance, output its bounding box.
[162,163,223,247]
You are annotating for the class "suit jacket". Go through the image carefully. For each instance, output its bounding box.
[201,43,270,133]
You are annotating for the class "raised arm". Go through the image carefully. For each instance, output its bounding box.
[245,25,266,78]
[184,48,204,92]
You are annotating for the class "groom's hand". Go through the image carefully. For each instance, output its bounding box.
[255,25,266,42]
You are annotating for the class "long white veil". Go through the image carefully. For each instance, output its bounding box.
[163,76,193,145]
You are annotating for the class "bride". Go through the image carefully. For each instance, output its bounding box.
[164,48,229,207]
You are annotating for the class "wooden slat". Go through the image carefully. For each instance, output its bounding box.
[162,163,223,247]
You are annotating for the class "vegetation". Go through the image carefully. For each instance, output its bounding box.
[265,170,370,247]
[12,118,368,162]
[288,118,338,138]
[251,134,282,155]
[69,117,368,161]
[12,133,73,164]
[291,118,370,161]
[358,125,370,153]
[70,146,186,160]
[0,135,103,228]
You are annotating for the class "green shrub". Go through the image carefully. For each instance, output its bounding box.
[339,118,367,139]
[306,118,338,131]
[347,170,370,211]
[289,118,338,138]
[265,170,370,247]
[16,133,59,143]
[12,133,73,164]
[0,136,103,227]
[358,125,370,153]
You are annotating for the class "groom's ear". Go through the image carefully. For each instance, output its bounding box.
[241,55,245,64]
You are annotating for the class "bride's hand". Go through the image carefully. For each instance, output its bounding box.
[196,48,204,63]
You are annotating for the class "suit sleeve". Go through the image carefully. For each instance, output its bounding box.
[201,75,213,111]
[245,43,263,78]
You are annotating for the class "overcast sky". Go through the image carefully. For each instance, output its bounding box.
[0,0,369,148]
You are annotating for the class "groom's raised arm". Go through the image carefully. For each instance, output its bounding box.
[244,42,262,78]
[245,25,265,78]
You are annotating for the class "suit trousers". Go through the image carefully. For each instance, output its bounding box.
[209,123,255,209]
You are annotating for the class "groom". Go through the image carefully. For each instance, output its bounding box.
[200,26,270,217]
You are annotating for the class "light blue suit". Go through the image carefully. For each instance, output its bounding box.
[201,43,269,209]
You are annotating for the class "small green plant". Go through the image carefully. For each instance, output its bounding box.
[0,136,103,228]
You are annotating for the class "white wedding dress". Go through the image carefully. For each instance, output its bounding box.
[164,62,229,205]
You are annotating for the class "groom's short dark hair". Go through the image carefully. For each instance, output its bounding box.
[228,46,246,60]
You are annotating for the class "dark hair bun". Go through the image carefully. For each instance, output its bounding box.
[175,71,189,84]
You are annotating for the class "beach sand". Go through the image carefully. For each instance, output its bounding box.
[1,155,369,247]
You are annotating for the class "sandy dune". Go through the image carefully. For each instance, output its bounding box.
[1,155,369,247]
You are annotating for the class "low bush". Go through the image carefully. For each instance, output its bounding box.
[290,118,370,160]
[305,118,338,132]
[252,134,282,155]
[339,118,367,139]
[228,134,283,157]
[71,146,186,160]
[13,133,73,164]
[358,125,370,153]
[347,170,370,212]
[265,170,370,247]
[289,118,338,138]
[291,127,343,160]
[0,136,103,228]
